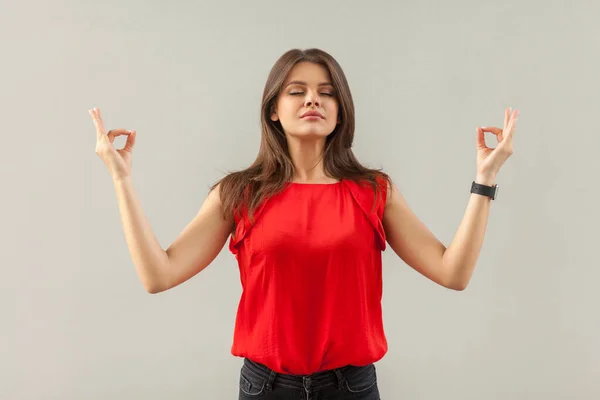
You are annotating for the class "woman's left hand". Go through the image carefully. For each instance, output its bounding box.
[475,107,520,183]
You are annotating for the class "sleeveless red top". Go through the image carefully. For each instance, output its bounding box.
[228,177,388,375]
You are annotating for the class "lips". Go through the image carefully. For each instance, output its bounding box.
[301,111,323,118]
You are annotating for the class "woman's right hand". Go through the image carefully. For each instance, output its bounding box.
[89,107,137,181]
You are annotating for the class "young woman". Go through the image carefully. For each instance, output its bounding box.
[89,48,519,400]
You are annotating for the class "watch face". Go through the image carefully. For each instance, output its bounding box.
[494,184,499,200]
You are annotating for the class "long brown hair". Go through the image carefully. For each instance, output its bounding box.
[211,48,391,227]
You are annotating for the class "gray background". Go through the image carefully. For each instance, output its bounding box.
[2,0,599,398]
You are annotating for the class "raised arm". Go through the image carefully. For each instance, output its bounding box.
[114,178,233,293]
[90,107,233,294]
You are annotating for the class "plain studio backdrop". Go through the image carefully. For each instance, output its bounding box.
[2,0,599,399]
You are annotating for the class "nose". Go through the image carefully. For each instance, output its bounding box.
[305,91,320,108]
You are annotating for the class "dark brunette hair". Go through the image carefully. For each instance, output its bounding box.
[212,48,390,226]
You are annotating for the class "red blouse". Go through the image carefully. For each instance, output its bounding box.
[228,177,388,375]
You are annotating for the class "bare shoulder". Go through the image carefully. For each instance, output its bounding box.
[382,178,402,208]
[205,181,231,217]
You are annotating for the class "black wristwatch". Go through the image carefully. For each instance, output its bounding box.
[471,181,499,200]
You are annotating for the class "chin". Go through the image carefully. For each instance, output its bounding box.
[284,123,334,139]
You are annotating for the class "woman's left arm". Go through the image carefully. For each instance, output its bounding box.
[383,107,520,290]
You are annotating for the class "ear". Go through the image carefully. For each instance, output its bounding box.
[270,107,279,122]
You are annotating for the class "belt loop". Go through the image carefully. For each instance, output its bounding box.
[265,370,277,392]
[334,368,345,390]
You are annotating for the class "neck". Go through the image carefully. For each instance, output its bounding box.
[287,136,330,182]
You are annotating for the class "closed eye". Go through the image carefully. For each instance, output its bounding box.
[290,92,334,96]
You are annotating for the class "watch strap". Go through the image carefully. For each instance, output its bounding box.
[471,181,498,200]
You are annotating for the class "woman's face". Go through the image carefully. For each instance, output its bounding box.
[270,61,340,141]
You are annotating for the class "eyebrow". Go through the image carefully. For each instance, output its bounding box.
[284,80,334,87]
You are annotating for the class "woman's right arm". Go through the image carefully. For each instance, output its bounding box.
[89,107,233,294]
[114,177,233,294]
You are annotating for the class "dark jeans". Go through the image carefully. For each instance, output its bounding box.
[238,358,381,400]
